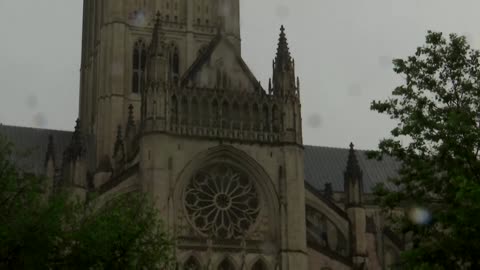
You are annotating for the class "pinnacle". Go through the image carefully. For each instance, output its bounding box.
[345,142,363,178]
[275,25,292,71]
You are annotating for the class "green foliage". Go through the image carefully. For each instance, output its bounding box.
[0,136,175,269]
[371,31,480,269]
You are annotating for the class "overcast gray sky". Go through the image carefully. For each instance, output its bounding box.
[1,0,480,149]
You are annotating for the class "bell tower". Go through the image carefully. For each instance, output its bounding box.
[78,0,241,166]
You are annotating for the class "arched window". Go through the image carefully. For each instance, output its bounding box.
[243,103,250,129]
[252,104,259,131]
[132,39,147,93]
[272,105,279,132]
[171,95,178,125]
[184,256,201,270]
[252,260,267,270]
[232,102,240,129]
[169,44,180,85]
[191,98,199,125]
[181,96,189,125]
[218,259,234,270]
[201,98,210,126]
[212,100,219,127]
[222,101,229,128]
[262,104,269,131]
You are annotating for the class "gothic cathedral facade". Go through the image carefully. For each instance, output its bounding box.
[78,1,306,269]
[1,1,407,269]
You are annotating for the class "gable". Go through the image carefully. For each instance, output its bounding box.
[181,35,262,91]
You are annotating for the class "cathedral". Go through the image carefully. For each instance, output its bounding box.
[0,1,404,269]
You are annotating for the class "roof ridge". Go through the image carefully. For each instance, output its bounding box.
[304,144,375,152]
[0,124,73,134]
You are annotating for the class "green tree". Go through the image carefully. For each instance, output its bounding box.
[370,31,480,269]
[0,136,175,269]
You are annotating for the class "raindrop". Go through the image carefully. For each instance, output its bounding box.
[408,206,431,225]
[307,113,322,129]
[130,10,147,27]
[32,112,48,128]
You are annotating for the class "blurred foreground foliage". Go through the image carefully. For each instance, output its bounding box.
[0,136,174,269]
[371,31,480,269]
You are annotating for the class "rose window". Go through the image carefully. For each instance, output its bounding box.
[184,164,260,239]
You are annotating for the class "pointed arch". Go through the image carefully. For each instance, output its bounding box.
[272,105,279,132]
[183,256,201,270]
[222,100,230,128]
[212,99,219,127]
[251,259,267,270]
[252,103,260,131]
[181,96,189,125]
[171,95,178,125]
[262,104,269,131]
[232,102,240,129]
[201,97,210,126]
[191,97,199,126]
[132,39,147,93]
[169,42,180,85]
[218,258,235,270]
[243,102,250,130]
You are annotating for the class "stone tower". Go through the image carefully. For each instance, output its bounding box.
[78,1,307,269]
[79,0,241,164]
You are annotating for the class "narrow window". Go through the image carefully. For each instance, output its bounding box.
[184,256,201,270]
[132,39,147,93]
[169,44,180,85]
[218,259,234,270]
[252,260,267,270]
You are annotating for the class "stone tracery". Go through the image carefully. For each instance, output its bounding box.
[184,164,260,239]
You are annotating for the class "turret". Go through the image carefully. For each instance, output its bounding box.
[272,25,299,97]
[142,13,170,131]
[146,12,169,85]
[344,143,368,269]
[62,119,88,201]
[345,143,364,206]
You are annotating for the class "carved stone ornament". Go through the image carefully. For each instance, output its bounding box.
[184,164,260,239]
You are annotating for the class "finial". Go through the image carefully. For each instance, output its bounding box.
[280,25,285,32]
[74,118,81,132]
[345,142,363,179]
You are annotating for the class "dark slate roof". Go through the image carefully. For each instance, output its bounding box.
[0,125,400,193]
[0,125,72,175]
[304,145,400,193]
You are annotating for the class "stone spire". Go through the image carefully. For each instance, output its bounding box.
[345,143,363,179]
[344,142,368,269]
[149,12,165,57]
[272,25,297,97]
[64,119,85,162]
[274,25,292,72]
[146,11,169,85]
